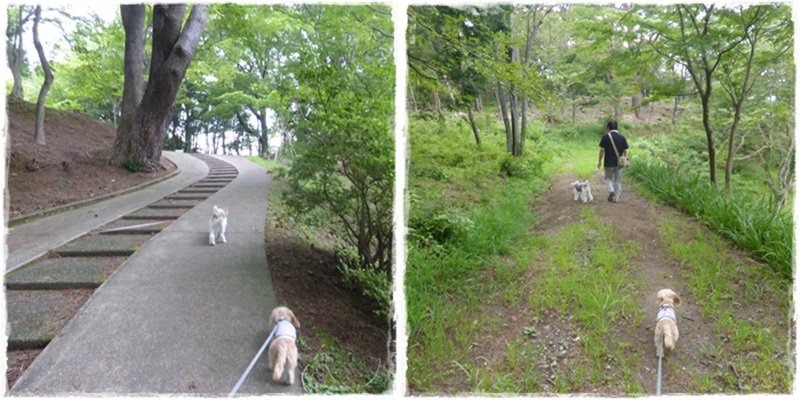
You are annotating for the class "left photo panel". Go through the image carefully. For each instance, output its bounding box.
[3,3,394,395]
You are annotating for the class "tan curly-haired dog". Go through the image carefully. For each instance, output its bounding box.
[267,306,300,385]
[654,288,681,357]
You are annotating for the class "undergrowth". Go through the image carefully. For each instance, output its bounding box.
[406,115,548,391]
[299,330,391,394]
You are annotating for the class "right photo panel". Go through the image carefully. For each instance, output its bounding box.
[405,3,794,396]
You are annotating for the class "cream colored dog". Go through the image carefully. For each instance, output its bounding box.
[654,288,681,357]
[268,306,301,385]
[208,205,229,246]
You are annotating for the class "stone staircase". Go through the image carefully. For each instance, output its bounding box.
[4,154,238,352]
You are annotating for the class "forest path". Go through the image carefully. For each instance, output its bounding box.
[533,169,721,394]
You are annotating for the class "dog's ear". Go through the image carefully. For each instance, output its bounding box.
[672,293,681,306]
[289,311,301,329]
[224,208,229,215]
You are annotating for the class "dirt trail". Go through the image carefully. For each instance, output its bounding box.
[535,170,725,394]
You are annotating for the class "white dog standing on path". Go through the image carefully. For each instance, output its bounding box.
[572,180,594,203]
[209,205,228,245]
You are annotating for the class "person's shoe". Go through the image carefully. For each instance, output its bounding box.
[608,192,615,202]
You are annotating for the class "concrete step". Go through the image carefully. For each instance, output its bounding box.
[148,198,203,208]
[6,289,95,350]
[177,188,219,194]
[199,178,235,183]
[124,207,186,220]
[5,257,127,290]
[55,234,153,257]
[190,182,227,188]
[164,193,211,201]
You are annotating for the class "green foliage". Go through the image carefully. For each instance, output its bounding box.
[628,160,792,280]
[121,158,143,173]
[44,12,127,122]
[276,5,394,317]
[338,257,392,319]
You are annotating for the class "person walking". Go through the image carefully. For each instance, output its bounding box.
[597,120,628,203]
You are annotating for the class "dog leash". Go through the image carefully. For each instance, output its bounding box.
[656,352,663,396]
[228,325,278,397]
[656,334,666,396]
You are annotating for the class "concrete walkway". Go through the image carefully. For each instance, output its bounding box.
[9,155,302,396]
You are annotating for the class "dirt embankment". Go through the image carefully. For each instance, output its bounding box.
[5,98,174,219]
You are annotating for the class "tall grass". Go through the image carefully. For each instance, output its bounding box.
[628,160,793,281]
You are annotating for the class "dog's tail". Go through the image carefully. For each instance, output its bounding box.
[663,329,675,352]
[272,344,288,382]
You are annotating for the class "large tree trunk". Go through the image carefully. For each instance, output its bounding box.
[110,4,209,172]
[518,5,552,157]
[32,6,53,146]
[110,4,146,164]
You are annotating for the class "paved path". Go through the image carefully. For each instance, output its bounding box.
[9,155,302,396]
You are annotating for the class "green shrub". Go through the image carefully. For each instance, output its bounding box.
[121,158,144,173]
[409,207,474,244]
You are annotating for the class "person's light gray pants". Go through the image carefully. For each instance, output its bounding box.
[604,167,623,202]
